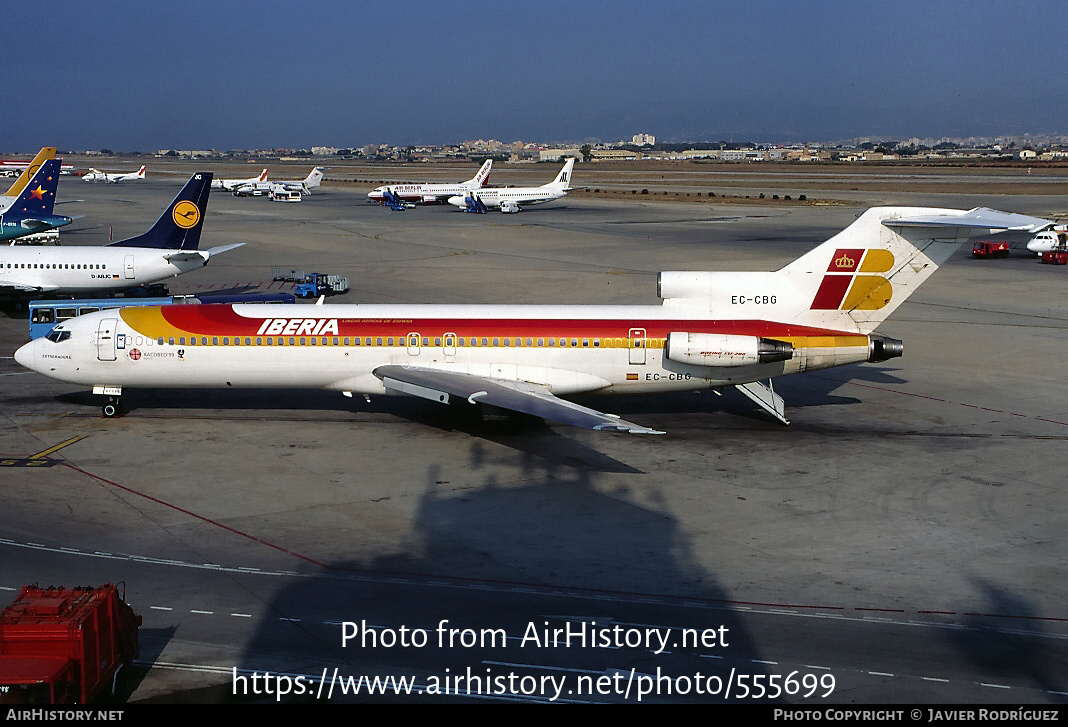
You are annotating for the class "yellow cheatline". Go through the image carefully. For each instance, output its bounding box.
[29,435,86,460]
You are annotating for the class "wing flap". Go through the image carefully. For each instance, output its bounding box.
[885,207,1053,233]
[373,365,664,434]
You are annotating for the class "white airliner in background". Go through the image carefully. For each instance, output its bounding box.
[368,160,492,205]
[82,166,146,183]
[211,169,268,192]
[1025,228,1067,255]
[0,172,241,298]
[448,159,574,213]
[13,206,1049,429]
[233,168,324,197]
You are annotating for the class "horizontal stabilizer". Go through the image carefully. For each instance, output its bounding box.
[885,207,1053,233]
[373,365,663,434]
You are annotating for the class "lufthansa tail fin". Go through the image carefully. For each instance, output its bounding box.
[4,147,56,197]
[10,159,61,215]
[110,172,212,250]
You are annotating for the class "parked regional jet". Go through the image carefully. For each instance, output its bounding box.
[0,172,241,298]
[448,159,574,213]
[211,169,268,192]
[13,206,1049,427]
[368,160,492,205]
[1,147,57,209]
[0,160,72,243]
[232,168,324,197]
[82,165,146,183]
[1025,229,1067,255]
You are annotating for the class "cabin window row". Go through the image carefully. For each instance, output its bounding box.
[2,263,107,270]
[132,336,667,348]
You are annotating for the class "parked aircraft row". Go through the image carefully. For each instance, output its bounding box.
[0,160,72,242]
[82,165,146,183]
[12,197,1052,433]
[212,168,324,197]
[369,159,577,214]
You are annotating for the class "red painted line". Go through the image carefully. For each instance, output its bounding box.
[855,607,906,613]
[1036,417,1068,427]
[815,377,948,402]
[60,462,326,568]
[917,610,958,615]
[960,403,978,409]
[979,408,1004,413]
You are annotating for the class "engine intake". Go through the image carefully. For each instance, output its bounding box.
[666,332,793,368]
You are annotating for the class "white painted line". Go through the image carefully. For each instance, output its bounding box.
[231,613,252,618]
[979,682,1011,689]
[190,609,214,615]
[0,586,16,591]
[279,617,301,622]
[150,606,173,611]
[805,665,831,670]
[753,659,778,665]
[922,677,949,683]
[868,671,894,677]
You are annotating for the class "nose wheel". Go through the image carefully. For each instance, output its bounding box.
[102,397,124,418]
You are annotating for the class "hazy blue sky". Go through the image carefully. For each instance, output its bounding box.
[5,1,1068,151]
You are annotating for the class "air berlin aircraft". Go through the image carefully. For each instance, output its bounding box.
[14,207,1050,430]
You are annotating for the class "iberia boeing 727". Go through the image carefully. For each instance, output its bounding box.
[14,206,1050,430]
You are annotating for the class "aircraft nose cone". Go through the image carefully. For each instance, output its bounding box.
[14,341,35,371]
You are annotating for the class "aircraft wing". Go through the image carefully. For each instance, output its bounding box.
[0,280,48,293]
[886,208,1053,233]
[373,364,664,434]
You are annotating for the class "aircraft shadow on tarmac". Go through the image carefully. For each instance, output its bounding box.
[235,466,771,703]
[946,579,1067,701]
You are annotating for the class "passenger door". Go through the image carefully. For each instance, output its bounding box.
[97,318,117,361]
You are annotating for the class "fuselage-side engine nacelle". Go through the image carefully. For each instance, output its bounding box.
[666,332,793,367]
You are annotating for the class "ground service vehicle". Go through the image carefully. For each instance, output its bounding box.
[1041,250,1068,265]
[971,240,1010,258]
[0,584,140,704]
[294,272,349,298]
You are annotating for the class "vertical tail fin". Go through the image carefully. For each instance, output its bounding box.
[258,168,268,182]
[109,172,212,249]
[304,168,324,189]
[779,207,1052,333]
[4,147,56,197]
[549,158,574,188]
[137,166,146,178]
[10,159,61,215]
[467,159,492,188]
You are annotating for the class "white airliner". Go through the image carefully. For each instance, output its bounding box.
[0,173,241,298]
[211,169,268,192]
[367,160,492,205]
[1025,229,1067,255]
[232,168,325,197]
[448,159,574,213]
[13,206,1049,427]
[82,166,146,183]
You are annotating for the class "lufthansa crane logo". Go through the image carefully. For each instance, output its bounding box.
[834,253,856,269]
[172,201,200,229]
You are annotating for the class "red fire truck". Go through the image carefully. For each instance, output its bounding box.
[0,584,141,704]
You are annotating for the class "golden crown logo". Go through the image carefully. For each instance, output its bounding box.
[834,253,856,269]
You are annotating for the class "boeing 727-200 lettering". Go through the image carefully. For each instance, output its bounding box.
[14,206,1049,430]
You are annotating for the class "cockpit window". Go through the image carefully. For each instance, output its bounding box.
[45,329,72,343]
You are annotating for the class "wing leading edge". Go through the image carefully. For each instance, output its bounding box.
[372,365,664,434]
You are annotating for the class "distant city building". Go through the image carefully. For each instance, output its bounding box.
[631,133,655,146]
[311,147,339,156]
[539,148,583,162]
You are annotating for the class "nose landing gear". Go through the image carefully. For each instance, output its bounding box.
[102,397,124,418]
